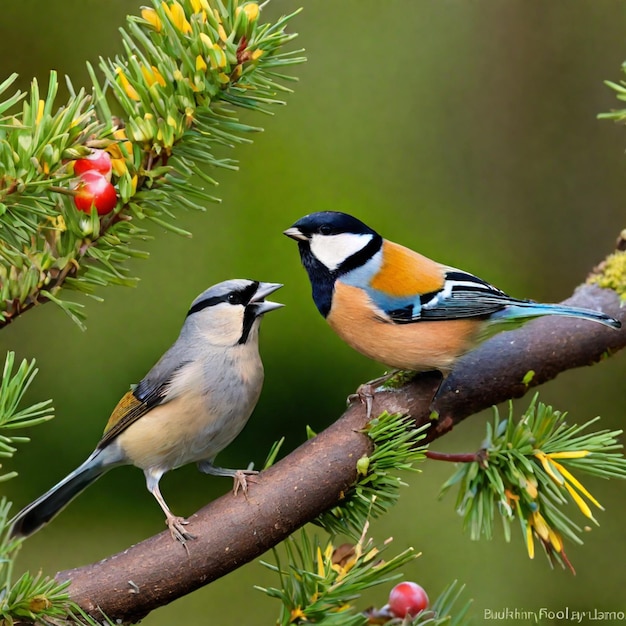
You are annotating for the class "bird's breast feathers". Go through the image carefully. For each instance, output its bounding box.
[327,281,481,371]
[103,354,263,471]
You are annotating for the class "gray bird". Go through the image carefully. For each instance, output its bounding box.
[10,279,283,543]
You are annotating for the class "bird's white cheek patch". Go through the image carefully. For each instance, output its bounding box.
[310,233,373,271]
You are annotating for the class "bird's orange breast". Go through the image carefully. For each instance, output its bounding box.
[327,282,481,372]
[369,240,445,297]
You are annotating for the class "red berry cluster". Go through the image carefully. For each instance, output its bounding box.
[72,150,118,215]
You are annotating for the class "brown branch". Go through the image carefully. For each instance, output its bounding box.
[56,284,626,624]
[425,450,482,463]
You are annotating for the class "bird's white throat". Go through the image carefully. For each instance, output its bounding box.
[310,232,373,271]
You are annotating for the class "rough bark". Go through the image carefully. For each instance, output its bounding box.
[57,284,626,624]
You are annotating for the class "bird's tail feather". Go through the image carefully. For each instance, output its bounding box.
[490,303,621,329]
[9,451,110,539]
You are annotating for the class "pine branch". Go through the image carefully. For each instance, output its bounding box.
[56,280,625,624]
[0,0,303,329]
[257,526,417,625]
[439,396,626,573]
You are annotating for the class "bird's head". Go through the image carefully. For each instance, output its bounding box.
[185,279,283,346]
[284,211,382,275]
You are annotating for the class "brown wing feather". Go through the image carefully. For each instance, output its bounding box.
[98,390,151,449]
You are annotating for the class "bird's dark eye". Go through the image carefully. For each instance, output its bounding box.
[319,224,332,235]
[225,282,258,306]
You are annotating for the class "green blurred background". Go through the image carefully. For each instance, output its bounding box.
[1,1,626,623]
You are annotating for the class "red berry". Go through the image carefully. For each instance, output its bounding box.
[73,149,112,179]
[388,581,429,618]
[73,171,118,215]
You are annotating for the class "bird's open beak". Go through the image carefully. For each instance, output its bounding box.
[283,227,308,241]
[251,282,284,314]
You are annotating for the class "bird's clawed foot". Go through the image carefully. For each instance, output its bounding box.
[348,371,398,419]
[197,460,258,497]
[232,469,259,497]
[352,382,376,419]
[166,514,196,544]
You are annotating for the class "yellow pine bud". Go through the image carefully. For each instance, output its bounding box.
[141,64,166,88]
[195,55,208,72]
[209,43,227,69]
[243,3,259,21]
[115,68,140,101]
[193,0,211,12]
[113,128,133,155]
[35,99,45,124]
[163,1,192,34]
[111,158,129,177]
[200,32,213,49]
[530,511,550,542]
[316,546,326,577]
[141,7,163,31]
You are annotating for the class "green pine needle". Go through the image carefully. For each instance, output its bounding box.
[264,436,286,469]
[0,352,54,481]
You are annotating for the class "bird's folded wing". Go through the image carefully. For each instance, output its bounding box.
[97,364,187,448]
[385,269,523,323]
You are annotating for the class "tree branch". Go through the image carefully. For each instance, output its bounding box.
[57,283,626,624]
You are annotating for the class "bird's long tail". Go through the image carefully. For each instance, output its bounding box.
[490,302,621,329]
[9,450,113,539]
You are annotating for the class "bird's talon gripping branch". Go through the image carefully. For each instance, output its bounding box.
[355,383,376,420]
[351,372,398,419]
[232,469,259,497]
[167,516,196,544]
